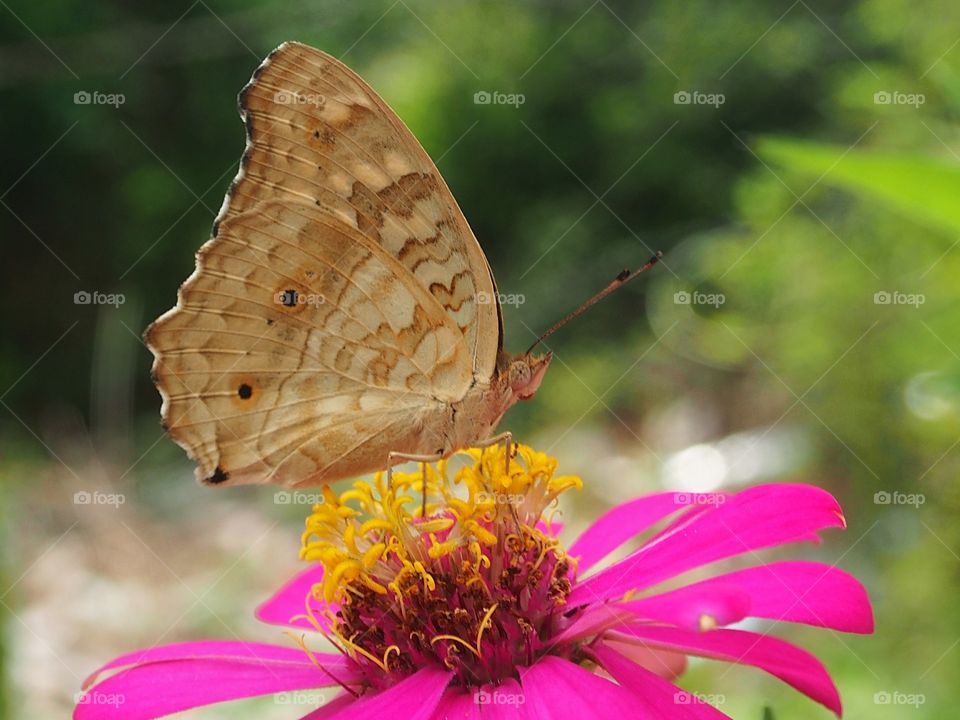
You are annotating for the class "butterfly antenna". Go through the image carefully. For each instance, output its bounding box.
[525,251,663,355]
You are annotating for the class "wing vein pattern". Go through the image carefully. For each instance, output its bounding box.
[145,42,499,487]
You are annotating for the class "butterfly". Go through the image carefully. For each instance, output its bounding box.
[146,41,659,488]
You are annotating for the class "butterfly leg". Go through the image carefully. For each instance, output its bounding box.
[386,450,444,518]
[421,461,428,518]
[473,431,523,530]
[473,431,514,475]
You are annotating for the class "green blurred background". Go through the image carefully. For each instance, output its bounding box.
[2,0,958,717]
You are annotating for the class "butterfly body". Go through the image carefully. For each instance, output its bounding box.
[443,350,553,453]
[146,42,551,488]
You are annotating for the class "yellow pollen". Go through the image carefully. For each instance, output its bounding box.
[359,518,393,535]
[427,533,459,559]
[298,443,583,678]
[361,542,386,568]
[360,574,387,595]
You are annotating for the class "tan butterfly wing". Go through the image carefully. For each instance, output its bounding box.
[145,42,500,487]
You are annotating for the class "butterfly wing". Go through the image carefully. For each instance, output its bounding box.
[146,42,500,487]
[223,41,499,378]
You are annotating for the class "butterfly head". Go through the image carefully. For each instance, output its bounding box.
[504,351,553,401]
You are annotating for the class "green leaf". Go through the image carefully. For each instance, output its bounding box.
[757,137,960,235]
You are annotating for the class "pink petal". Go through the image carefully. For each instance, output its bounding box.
[321,667,452,720]
[570,484,846,605]
[519,656,646,718]
[592,642,731,718]
[568,492,713,573]
[256,565,334,631]
[472,679,529,719]
[75,650,357,720]
[623,561,873,633]
[301,693,359,718]
[621,583,752,631]
[430,688,481,720]
[82,641,348,689]
[601,638,689,680]
[425,682,529,719]
[613,625,842,715]
[551,602,636,645]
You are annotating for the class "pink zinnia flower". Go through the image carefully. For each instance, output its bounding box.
[75,444,872,719]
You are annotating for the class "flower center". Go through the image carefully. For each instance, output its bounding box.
[300,444,583,688]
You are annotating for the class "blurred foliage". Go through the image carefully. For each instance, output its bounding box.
[759,137,960,233]
[2,0,960,717]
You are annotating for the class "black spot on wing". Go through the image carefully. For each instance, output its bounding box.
[207,466,230,484]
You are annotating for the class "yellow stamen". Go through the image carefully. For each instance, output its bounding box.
[360,574,388,594]
[430,633,481,658]
[475,602,499,653]
[298,443,582,680]
[382,644,400,670]
[362,542,386,568]
[340,634,391,672]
